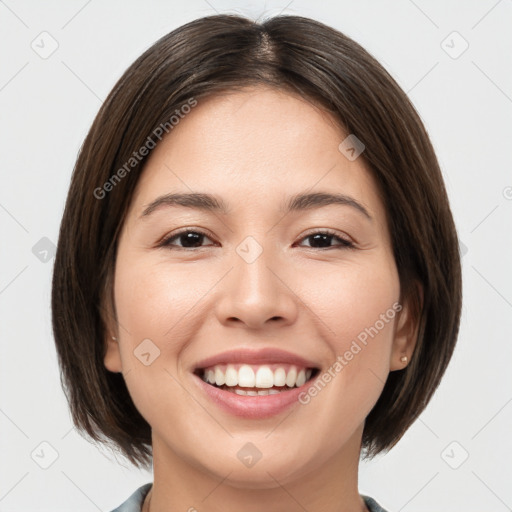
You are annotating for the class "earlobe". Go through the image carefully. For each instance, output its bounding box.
[390,281,423,371]
[104,335,123,373]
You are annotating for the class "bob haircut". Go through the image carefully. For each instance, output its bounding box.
[52,13,462,468]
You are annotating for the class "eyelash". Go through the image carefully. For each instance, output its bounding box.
[158,228,355,251]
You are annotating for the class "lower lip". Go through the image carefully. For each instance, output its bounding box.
[193,374,314,419]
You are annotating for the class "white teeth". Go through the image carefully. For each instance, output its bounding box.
[225,365,238,386]
[230,387,285,396]
[255,366,274,388]
[273,367,286,386]
[202,364,315,389]
[285,367,297,387]
[215,367,225,386]
[296,369,306,387]
[238,365,255,387]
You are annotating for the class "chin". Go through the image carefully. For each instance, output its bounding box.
[213,462,305,490]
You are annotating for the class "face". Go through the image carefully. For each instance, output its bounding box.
[104,86,417,487]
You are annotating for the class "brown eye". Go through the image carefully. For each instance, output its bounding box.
[158,228,354,251]
[160,229,214,249]
[297,230,354,249]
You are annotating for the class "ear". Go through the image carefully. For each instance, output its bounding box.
[104,334,123,373]
[100,278,123,373]
[389,280,423,371]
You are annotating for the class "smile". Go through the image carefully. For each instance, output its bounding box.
[191,348,321,417]
[196,364,318,395]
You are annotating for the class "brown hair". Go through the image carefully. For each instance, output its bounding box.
[51,13,462,468]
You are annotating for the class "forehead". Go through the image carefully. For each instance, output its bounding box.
[127,86,387,225]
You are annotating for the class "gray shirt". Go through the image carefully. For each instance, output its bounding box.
[110,484,389,512]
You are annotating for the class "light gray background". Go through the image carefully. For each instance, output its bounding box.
[1,1,511,511]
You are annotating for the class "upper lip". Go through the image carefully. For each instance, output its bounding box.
[193,348,320,370]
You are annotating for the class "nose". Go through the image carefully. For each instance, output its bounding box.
[215,242,299,330]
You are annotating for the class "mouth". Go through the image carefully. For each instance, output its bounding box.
[190,348,322,418]
[193,363,320,396]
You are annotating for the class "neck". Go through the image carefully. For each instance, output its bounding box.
[147,426,367,512]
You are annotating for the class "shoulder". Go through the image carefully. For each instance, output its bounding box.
[109,486,386,512]
[362,494,390,512]
[110,483,152,512]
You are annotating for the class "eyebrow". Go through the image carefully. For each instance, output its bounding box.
[140,191,372,220]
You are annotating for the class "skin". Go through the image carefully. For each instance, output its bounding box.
[104,86,419,512]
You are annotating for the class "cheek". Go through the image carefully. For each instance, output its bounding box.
[112,257,203,410]
[114,257,206,344]
[298,253,400,407]
[303,253,400,345]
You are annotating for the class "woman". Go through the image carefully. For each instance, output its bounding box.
[51,13,462,512]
